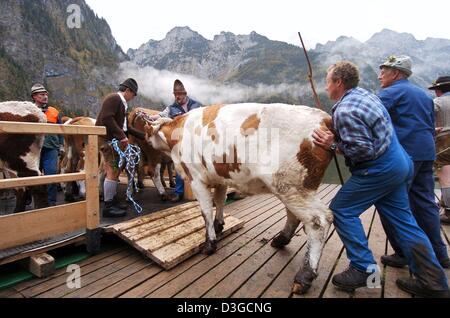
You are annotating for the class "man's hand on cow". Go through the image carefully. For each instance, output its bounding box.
[312,129,336,151]
[436,127,444,135]
[120,137,129,149]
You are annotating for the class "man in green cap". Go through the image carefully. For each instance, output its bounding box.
[377,55,450,270]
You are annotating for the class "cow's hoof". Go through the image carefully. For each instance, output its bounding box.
[214,220,225,235]
[137,181,145,189]
[293,268,317,294]
[271,233,291,249]
[292,282,310,295]
[203,240,217,255]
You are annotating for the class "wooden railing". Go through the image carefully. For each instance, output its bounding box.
[0,122,106,252]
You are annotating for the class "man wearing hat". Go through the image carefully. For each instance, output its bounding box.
[377,56,450,270]
[96,78,138,217]
[31,84,64,207]
[313,61,449,298]
[429,76,450,225]
[150,79,203,202]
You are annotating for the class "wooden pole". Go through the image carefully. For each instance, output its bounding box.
[298,32,323,110]
[0,121,105,135]
[298,31,345,186]
[0,172,85,190]
[84,134,101,253]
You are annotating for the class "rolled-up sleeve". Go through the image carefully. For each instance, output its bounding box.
[159,107,170,118]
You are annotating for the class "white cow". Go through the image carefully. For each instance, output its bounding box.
[144,103,334,294]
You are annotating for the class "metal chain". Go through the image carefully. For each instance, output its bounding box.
[110,139,143,214]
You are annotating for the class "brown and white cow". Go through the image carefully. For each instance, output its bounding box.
[60,117,98,201]
[145,103,334,294]
[128,107,174,201]
[0,101,48,212]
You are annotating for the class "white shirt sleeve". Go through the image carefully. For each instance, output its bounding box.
[159,107,170,118]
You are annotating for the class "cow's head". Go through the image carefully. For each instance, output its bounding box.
[144,117,174,154]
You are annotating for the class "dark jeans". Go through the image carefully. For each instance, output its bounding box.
[40,147,58,206]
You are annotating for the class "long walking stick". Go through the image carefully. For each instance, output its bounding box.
[298,32,344,185]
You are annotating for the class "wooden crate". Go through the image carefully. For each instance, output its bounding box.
[109,202,245,270]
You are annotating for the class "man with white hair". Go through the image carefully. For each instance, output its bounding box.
[377,55,450,270]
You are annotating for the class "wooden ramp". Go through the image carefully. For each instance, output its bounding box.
[108,202,245,270]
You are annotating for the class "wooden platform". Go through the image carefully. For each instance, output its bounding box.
[108,202,244,269]
[0,179,192,266]
[1,184,449,298]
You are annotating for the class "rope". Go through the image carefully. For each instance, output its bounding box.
[436,145,450,157]
[136,110,156,124]
[110,139,143,214]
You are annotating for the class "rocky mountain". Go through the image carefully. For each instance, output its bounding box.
[313,29,450,89]
[2,2,449,116]
[0,0,140,116]
[129,27,450,109]
[128,27,313,87]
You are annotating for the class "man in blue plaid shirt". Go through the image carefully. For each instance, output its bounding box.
[332,86,394,168]
[313,61,449,298]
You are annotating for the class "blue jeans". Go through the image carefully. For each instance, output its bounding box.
[380,161,449,262]
[175,174,184,196]
[330,136,448,290]
[40,147,58,206]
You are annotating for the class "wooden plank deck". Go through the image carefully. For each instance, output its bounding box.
[109,202,244,270]
[1,184,449,298]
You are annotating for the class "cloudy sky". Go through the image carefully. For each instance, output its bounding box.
[86,0,450,51]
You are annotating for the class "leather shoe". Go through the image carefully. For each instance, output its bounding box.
[332,266,370,292]
[381,253,408,268]
[112,196,128,210]
[102,200,126,218]
[396,277,450,298]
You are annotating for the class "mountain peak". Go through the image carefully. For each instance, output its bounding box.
[213,31,236,41]
[368,28,417,43]
[166,26,204,41]
[249,31,267,41]
[314,35,362,52]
